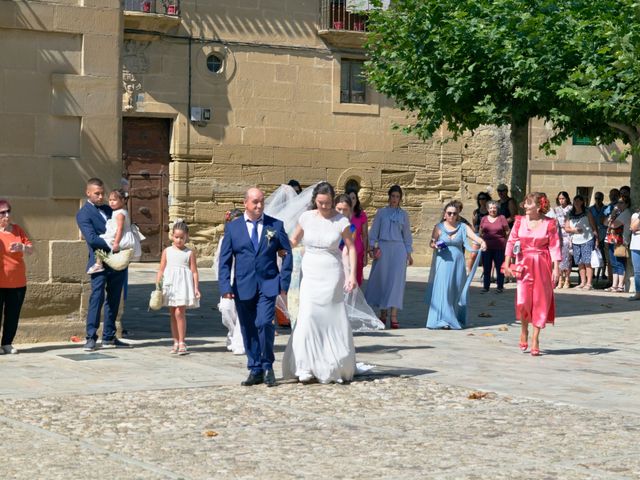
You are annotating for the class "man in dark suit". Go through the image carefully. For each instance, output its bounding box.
[218,187,293,387]
[76,178,129,351]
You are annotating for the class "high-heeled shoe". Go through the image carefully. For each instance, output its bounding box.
[390,314,399,329]
[519,342,528,353]
[530,348,541,356]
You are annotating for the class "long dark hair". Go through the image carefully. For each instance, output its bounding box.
[556,191,571,206]
[310,182,336,210]
[334,194,353,209]
[345,187,362,217]
[570,194,586,216]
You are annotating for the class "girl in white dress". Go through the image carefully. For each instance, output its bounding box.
[282,182,358,384]
[87,188,141,274]
[156,220,200,355]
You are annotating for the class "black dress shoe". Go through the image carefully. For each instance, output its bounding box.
[241,373,264,386]
[264,369,277,387]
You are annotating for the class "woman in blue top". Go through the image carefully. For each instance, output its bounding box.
[425,201,486,329]
[365,185,413,329]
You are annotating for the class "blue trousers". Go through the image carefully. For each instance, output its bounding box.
[87,267,126,341]
[482,248,505,290]
[235,291,276,375]
[632,249,640,294]
[608,243,626,275]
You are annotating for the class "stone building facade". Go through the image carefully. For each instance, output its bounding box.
[0,0,122,341]
[1,1,630,341]
[120,0,513,268]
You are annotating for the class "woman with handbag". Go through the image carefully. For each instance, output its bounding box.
[503,193,561,357]
[604,199,632,293]
[564,195,598,290]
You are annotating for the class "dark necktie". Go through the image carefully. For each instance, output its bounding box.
[250,219,259,251]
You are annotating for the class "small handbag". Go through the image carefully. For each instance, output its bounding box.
[501,263,526,280]
[613,244,629,258]
[148,288,163,311]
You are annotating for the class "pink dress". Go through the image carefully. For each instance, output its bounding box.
[505,216,561,328]
[351,211,368,286]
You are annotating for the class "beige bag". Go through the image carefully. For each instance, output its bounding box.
[613,244,629,258]
[148,288,163,311]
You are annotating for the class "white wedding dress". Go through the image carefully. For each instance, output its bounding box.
[282,210,357,383]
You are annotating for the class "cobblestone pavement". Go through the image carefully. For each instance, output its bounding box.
[1,265,639,479]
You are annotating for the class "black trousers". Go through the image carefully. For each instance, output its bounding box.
[0,286,26,346]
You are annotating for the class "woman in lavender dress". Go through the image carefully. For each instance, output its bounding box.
[364,185,413,329]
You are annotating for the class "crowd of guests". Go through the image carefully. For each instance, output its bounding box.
[1,178,639,379]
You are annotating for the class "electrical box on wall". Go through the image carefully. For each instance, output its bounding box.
[190,107,211,123]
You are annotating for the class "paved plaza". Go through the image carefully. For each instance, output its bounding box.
[1,265,639,479]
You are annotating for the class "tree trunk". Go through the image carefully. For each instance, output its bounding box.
[510,118,529,203]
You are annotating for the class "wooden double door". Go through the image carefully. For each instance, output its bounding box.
[122,117,171,261]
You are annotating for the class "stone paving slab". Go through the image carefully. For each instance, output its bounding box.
[1,264,639,478]
[2,378,639,479]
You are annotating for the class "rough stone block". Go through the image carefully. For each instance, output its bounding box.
[50,240,86,283]
[0,155,48,196]
[23,240,50,283]
[0,114,35,154]
[83,34,121,76]
[21,282,83,317]
[273,148,314,167]
[14,1,55,31]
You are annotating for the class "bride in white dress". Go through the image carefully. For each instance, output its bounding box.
[282,182,358,383]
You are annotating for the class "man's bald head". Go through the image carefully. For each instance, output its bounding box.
[244,187,265,220]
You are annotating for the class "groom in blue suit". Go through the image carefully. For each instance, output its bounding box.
[218,187,293,387]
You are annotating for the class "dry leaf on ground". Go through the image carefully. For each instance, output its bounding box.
[468,391,488,400]
[203,430,219,437]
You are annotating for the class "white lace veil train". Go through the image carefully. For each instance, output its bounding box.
[265,183,384,332]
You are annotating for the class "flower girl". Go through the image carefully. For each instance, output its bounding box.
[156,220,200,355]
[87,188,142,274]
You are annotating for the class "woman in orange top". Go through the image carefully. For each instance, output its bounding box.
[0,199,33,354]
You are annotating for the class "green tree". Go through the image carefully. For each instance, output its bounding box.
[365,0,578,201]
[553,0,640,200]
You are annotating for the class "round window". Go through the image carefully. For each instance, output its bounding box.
[206,53,224,74]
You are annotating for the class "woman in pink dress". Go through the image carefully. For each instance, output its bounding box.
[347,189,368,286]
[503,192,561,356]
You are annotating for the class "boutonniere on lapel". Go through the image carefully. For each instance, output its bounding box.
[265,228,276,246]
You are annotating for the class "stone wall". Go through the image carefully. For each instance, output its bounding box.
[124,1,512,267]
[0,0,123,341]
[529,119,631,200]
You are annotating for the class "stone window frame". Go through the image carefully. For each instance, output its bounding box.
[196,45,235,82]
[332,54,380,115]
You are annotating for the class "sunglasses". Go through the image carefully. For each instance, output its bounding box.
[0,210,10,216]
[445,211,458,216]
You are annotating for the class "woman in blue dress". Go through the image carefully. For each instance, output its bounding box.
[365,185,413,329]
[425,201,486,329]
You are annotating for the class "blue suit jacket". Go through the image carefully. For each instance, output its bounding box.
[218,214,293,300]
[76,201,113,270]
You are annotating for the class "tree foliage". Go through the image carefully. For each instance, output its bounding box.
[365,0,640,198]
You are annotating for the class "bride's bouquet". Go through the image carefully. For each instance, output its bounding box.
[95,248,133,271]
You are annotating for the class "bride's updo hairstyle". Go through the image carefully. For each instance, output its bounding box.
[521,192,551,215]
[310,181,336,210]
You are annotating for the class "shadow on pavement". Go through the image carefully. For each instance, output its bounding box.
[543,347,618,356]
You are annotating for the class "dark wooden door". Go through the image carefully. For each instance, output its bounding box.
[122,118,171,261]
